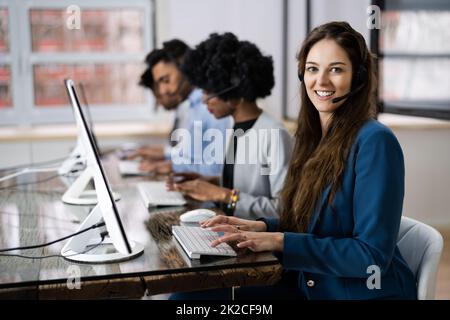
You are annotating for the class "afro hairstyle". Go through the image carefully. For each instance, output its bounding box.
[139,39,190,89]
[181,32,274,102]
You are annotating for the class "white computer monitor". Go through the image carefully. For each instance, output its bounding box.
[61,79,144,263]
[61,82,120,205]
[57,136,86,177]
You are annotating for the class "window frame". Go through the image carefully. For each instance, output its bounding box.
[0,0,158,126]
[0,0,19,124]
[371,0,450,121]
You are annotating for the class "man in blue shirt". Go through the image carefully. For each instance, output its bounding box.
[132,39,231,176]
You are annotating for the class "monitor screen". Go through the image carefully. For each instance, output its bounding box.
[64,79,132,254]
[77,82,102,156]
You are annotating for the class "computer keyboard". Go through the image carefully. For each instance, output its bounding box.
[172,225,237,259]
[118,160,145,176]
[137,181,186,207]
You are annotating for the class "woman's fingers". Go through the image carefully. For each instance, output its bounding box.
[126,151,139,160]
[155,161,171,174]
[209,224,239,233]
[170,180,187,190]
[139,161,155,172]
[173,181,194,193]
[236,240,255,250]
[169,173,188,183]
[166,179,175,190]
[200,215,230,228]
[170,172,199,182]
[211,232,246,247]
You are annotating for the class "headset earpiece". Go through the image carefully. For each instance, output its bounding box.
[352,65,367,89]
[230,76,241,87]
[298,72,304,82]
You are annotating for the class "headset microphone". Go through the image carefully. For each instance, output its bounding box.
[331,92,350,103]
[203,76,242,102]
[330,83,364,103]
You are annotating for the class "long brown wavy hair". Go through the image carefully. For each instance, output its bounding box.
[280,22,377,232]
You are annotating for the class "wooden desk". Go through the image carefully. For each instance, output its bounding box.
[0,158,282,299]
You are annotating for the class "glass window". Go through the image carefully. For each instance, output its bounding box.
[33,63,145,107]
[381,11,450,54]
[0,7,11,109]
[381,58,450,102]
[0,1,154,125]
[30,9,144,53]
[374,5,450,119]
[0,7,8,53]
[0,65,12,108]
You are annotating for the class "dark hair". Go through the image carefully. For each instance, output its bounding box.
[139,39,190,89]
[280,21,377,232]
[181,32,274,102]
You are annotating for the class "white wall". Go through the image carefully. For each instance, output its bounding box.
[311,0,370,40]
[155,0,284,119]
[393,128,450,227]
[286,0,307,120]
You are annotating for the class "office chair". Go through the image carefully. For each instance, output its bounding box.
[397,216,444,300]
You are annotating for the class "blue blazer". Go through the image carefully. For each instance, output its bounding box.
[265,120,417,300]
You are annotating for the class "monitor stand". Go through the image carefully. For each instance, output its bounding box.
[58,139,86,176]
[61,204,144,263]
[62,167,120,205]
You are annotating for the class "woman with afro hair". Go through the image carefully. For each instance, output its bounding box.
[167,32,293,220]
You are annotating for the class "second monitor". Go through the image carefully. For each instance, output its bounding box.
[61,78,144,263]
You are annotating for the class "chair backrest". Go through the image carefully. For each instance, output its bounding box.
[397,216,444,300]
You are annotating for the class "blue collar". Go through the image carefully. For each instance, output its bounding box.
[188,88,203,108]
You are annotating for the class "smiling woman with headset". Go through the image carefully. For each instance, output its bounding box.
[171,22,417,300]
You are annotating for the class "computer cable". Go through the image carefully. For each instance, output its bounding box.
[0,221,106,253]
[0,169,80,191]
[0,152,86,181]
[0,166,61,183]
[0,156,70,172]
[0,173,61,191]
[0,231,108,260]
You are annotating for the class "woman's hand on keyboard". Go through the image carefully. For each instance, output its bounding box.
[127,145,165,161]
[201,215,267,233]
[167,173,220,191]
[210,230,284,253]
[203,216,284,252]
[139,160,171,174]
[166,172,202,189]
